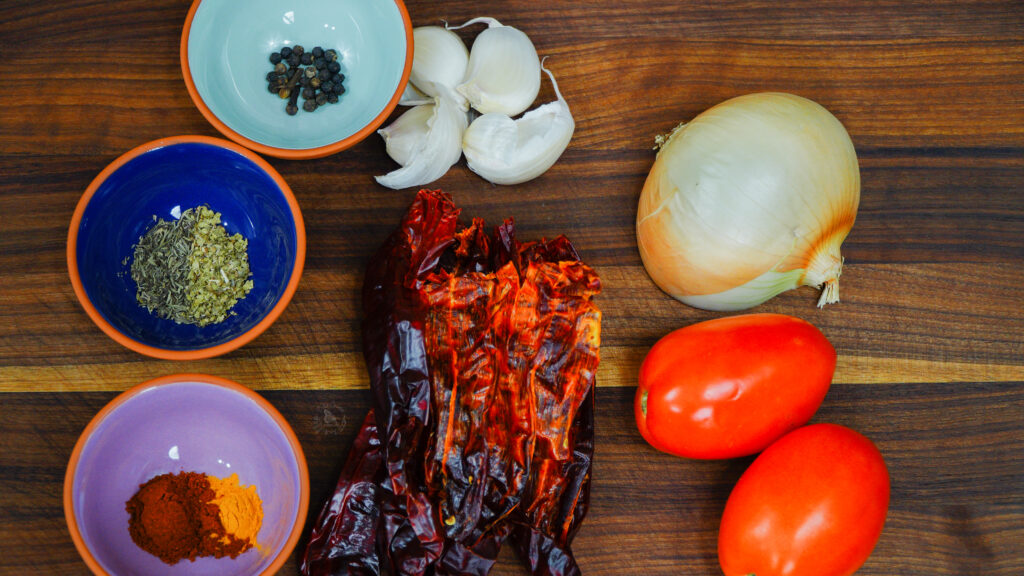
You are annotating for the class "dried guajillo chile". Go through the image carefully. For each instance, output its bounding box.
[303,412,385,575]
[301,189,600,576]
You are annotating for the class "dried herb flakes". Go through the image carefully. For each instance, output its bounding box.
[130,206,253,327]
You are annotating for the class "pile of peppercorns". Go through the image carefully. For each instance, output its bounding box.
[267,45,345,115]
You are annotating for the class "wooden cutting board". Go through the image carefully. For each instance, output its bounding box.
[0,0,1021,574]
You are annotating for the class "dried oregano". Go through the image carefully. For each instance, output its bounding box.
[130,206,253,327]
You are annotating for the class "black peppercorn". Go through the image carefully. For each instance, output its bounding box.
[268,45,344,116]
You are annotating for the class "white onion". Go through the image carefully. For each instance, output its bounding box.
[636,92,860,311]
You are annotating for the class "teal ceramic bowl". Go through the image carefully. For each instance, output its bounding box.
[181,0,413,159]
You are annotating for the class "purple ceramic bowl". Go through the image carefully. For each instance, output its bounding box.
[64,374,309,576]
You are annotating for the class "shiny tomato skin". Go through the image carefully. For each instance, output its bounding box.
[635,313,835,459]
[718,423,890,576]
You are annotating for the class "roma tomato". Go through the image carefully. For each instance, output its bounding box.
[635,313,835,459]
[718,423,890,576]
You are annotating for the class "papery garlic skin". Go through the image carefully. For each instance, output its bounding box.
[398,81,432,107]
[452,17,540,117]
[462,65,573,185]
[375,90,469,190]
[379,103,435,167]
[410,26,469,102]
[636,92,860,310]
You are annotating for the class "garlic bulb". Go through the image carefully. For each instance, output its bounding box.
[636,92,860,311]
[376,17,570,188]
[409,26,469,104]
[375,89,468,190]
[462,64,573,185]
[451,17,541,117]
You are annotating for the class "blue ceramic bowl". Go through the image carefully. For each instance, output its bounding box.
[68,136,305,360]
[65,374,309,576]
[181,0,413,159]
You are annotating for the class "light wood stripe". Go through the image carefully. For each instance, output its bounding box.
[1,350,1020,393]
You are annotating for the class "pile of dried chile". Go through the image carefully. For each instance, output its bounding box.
[267,45,346,115]
[301,189,602,576]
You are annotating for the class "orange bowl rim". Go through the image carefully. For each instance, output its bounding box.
[66,134,306,361]
[179,0,415,160]
[63,373,311,576]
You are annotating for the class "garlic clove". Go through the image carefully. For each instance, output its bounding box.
[410,26,469,105]
[379,103,435,167]
[375,89,469,190]
[398,81,432,107]
[462,64,573,185]
[451,17,540,117]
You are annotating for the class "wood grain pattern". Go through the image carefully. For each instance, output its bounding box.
[3,262,1021,390]
[2,386,1021,575]
[0,0,1021,574]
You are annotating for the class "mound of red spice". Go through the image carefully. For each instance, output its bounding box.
[125,471,249,565]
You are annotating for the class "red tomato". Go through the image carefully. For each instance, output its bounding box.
[718,423,890,576]
[635,313,835,459]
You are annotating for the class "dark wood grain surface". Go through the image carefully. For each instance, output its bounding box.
[1,0,1022,575]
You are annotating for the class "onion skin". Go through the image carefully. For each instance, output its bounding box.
[636,92,860,311]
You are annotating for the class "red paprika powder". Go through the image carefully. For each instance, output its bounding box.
[126,471,250,564]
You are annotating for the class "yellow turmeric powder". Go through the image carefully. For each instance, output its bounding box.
[208,473,263,550]
[126,471,262,564]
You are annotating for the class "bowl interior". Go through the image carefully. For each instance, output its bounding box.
[187,0,409,151]
[69,380,305,575]
[75,141,299,352]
